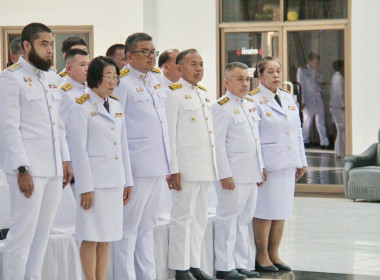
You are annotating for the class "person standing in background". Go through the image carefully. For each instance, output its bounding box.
[159,48,180,87]
[329,60,345,157]
[106,43,128,71]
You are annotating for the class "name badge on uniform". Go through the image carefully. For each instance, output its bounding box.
[115,113,123,117]
[154,84,161,90]
[185,95,193,100]
[288,105,296,110]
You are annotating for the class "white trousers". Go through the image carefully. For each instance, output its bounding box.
[214,182,258,271]
[52,184,76,233]
[2,175,62,280]
[168,181,212,270]
[113,176,165,280]
[302,99,329,146]
[330,108,345,157]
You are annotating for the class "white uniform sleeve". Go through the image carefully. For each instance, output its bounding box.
[212,103,233,180]
[165,89,180,174]
[0,72,30,171]
[121,105,134,187]
[67,104,94,194]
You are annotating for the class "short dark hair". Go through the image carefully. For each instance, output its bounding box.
[87,56,120,89]
[61,36,87,54]
[21,23,52,51]
[176,49,198,65]
[106,44,125,57]
[332,60,344,71]
[9,37,22,55]
[158,49,179,68]
[124,32,152,54]
[224,62,248,79]
[256,56,282,77]
[65,48,88,62]
[307,52,320,61]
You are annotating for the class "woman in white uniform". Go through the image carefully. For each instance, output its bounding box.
[67,56,133,280]
[250,57,307,272]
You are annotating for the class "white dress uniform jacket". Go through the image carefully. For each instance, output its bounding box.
[67,90,133,195]
[165,78,217,181]
[0,56,70,176]
[212,90,264,182]
[250,84,307,171]
[59,75,88,125]
[113,64,170,176]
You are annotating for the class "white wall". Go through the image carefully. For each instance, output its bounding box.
[351,0,380,153]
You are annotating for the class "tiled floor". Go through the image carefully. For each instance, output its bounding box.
[272,196,380,279]
[298,150,345,185]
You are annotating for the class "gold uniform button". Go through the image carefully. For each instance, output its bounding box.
[151,92,155,96]
[257,150,260,154]
[251,126,254,129]
[287,132,290,135]
[45,89,48,93]
[212,145,214,148]
[161,120,164,123]
[155,106,158,110]
[111,127,115,130]
[53,138,56,141]
[94,103,98,107]
[284,116,288,120]
[114,142,117,146]
[203,104,205,108]
[205,117,209,121]
[255,138,258,142]
[52,122,55,126]
[115,157,119,160]
[49,105,52,109]
[288,146,292,150]
[33,69,38,74]
[209,130,212,134]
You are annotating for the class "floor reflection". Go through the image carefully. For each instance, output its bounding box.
[258,270,380,279]
[298,150,344,184]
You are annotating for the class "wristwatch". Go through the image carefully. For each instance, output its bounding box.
[17,166,28,174]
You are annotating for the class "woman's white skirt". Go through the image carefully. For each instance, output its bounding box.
[254,168,296,220]
[75,186,124,242]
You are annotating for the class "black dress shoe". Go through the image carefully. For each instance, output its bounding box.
[216,269,247,280]
[236,268,260,278]
[273,263,291,271]
[255,260,279,272]
[175,269,197,280]
[190,267,216,280]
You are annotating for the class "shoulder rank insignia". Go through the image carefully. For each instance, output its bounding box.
[120,68,130,78]
[109,95,119,100]
[243,96,253,102]
[151,67,161,74]
[50,66,57,72]
[169,83,182,91]
[8,62,21,72]
[76,94,90,104]
[248,88,260,96]
[280,87,291,94]
[59,71,67,78]
[61,83,73,91]
[218,97,230,106]
[198,85,207,92]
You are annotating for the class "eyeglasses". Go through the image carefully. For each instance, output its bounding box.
[103,75,120,85]
[131,50,159,57]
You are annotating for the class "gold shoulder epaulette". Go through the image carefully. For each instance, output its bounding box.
[109,95,119,100]
[59,71,67,78]
[120,68,130,78]
[198,85,207,92]
[151,67,161,74]
[169,83,182,91]
[61,83,73,91]
[76,94,90,104]
[8,62,21,72]
[280,87,291,94]
[248,88,260,96]
[218,97,230,106]
[50,66,57,72]
[244,96,254,102]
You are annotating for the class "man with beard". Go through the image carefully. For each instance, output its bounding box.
[0,22,73,280]
[112,32,171,280]
[166,49,217,280]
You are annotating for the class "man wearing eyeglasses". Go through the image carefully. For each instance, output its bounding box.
[112,32,171,280]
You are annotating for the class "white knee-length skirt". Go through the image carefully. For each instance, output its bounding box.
[75,186,124,242]
[254,168,296,220]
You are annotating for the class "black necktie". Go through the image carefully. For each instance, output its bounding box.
[104,99,110,113]
[274,94,281,107]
